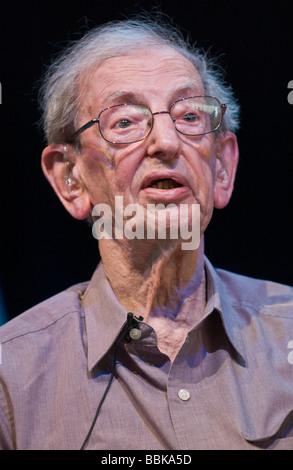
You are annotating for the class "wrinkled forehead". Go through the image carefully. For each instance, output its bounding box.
[79,46,204,113]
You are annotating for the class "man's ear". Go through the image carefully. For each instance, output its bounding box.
[41,143,91,220]
[213,132,239,209]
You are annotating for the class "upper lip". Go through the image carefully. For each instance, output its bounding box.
[140,171,189,190]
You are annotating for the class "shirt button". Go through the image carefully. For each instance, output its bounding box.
[178,389,191,401]
[129,328,142,340]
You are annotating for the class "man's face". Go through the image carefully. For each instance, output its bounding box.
[73,46,222,236]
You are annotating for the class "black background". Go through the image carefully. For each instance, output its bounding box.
[1,0,293,322]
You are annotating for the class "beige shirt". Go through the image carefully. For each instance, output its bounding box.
[0,258,293,450]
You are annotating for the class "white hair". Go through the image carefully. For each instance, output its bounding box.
[39,15,240,145]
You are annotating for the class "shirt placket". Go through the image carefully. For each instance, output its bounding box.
[166,325,220,450]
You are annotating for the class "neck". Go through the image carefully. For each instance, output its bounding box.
[99,236,207,361]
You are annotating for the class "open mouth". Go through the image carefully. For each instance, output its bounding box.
[147,178,183,190]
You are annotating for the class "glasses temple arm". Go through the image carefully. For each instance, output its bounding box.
[220,104,227,116]
[69,118,99,141]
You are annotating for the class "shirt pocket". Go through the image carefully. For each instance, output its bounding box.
[242,409,293,449]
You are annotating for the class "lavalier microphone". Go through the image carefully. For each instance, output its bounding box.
[124,312,144,342]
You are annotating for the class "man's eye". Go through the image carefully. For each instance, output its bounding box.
[116,119,132,129]
[183,113,198,123]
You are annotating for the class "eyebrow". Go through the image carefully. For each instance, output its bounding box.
[101,79,203,107]
[102,90,143,105]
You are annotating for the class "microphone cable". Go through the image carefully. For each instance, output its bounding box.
[80,312,143,450]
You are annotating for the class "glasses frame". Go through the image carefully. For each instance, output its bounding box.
[69,96,227,144]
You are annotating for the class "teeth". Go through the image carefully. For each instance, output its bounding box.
[149,179,180,189]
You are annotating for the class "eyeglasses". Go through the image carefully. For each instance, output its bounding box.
[70,96,227,144]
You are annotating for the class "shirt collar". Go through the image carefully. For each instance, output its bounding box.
[82,263,129,372]
[83,257,247,372]
[204,257,247,365]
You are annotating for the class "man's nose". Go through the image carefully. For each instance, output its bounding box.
[145,111,181,161]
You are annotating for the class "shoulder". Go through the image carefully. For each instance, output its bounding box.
[0,281,89,345]
[215,267,293,318]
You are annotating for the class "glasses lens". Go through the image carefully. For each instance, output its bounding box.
[171,97,222,136]
[99,104,152,143]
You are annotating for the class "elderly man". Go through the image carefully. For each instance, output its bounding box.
[0,17,292,451]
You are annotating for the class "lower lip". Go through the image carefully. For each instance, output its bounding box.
[140,186,190,201]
